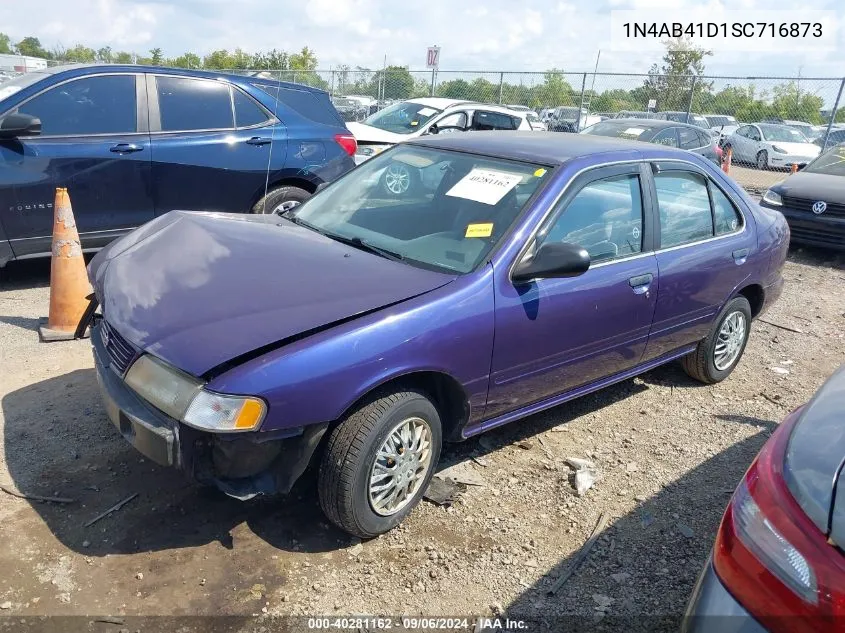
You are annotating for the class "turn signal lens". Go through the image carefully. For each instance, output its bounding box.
[183,390,266,432]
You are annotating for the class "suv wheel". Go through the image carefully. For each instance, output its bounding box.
[251,186,311,215]
[318,389,442,538]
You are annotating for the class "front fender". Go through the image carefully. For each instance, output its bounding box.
[205,266,496,432]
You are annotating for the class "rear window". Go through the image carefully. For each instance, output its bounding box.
[472,111,518,130]
[253,83,343,127]
[582,121,652,139]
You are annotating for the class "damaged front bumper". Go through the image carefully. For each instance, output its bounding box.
[91,321,328,499]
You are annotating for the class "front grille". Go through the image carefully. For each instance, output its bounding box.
[787,224,845,247]
[783,196,845,218]
[101,320,137,375]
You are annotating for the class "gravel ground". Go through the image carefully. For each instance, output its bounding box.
[1,247,843,632]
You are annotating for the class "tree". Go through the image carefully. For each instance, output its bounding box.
[15,36,49,58]
[290,46,317,71]
[113,51,133,64]
[96,46,113,63]
[203,49,234,69]
[437,78,470,99]
[149,47,163,65]
[535,69,575,107]
[62,45,96,63]
[0,33,12,54]
[771,81,824,124]
[643,38,713,112]
[372,66,415,100]
[170,52,201,69]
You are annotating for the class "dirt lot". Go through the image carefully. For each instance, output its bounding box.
[1,247,843,632]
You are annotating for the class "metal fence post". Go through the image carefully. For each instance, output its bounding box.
[576,73,587,132]
[330,69,335,96]
[430,68,436,97]
[685,75,697,121]
[498,72,504,104]
[821,78,845,151]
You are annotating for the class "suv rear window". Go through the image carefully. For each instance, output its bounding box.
[253,83,343,127]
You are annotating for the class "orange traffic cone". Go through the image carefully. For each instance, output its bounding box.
[38,188,93,342]
[721,147,732,174]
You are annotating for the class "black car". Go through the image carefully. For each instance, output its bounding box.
[580,119,722,165]
[760,145,845,250]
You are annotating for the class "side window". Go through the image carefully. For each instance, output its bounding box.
[652,128,678,147]
[749,127,761,141]
[233,88,270,128]
[678,127,703,149]
[156,76,233,131]
[436,111,468,130]
[18,75,136,136]
[710,184,743,235]
[735,126,749,138]
[472,111,518,131]
[654,171,714,248]
[696,131,712,147]
[542,174,644,264]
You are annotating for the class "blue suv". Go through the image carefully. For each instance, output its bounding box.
[0,64,356,267]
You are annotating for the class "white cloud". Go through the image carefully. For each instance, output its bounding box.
[0,0,840,78]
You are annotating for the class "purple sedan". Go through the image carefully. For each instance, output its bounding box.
[83,131,789,538]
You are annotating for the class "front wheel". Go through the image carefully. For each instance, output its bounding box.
[756,150,769,170]
[682,296,752,384]
[318,389,442,538]
[251,185,312,215]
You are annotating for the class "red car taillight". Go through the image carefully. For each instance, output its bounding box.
[334,133,357,156]
[713,410,845,633]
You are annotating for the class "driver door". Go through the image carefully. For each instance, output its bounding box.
[485,163,660,419]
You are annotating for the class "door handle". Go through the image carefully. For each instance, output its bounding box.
[628,273,653,295]
[109,143,143,154]
[246,137,272,146]
[732,248,749,264]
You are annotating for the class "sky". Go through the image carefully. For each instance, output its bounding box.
[1,0,843,78]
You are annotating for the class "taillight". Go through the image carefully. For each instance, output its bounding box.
[713,410,845,633]
[334,133,357,156]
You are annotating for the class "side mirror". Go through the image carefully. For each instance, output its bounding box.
[512,241,591,283]
[427,124,439,135]
[0,113,41,139]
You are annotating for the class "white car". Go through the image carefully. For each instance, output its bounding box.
[347,98,535,166]
[725,123,821,170]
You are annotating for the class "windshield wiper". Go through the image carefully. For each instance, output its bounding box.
[323,232,405,262]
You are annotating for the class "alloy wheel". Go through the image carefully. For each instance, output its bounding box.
[368,416,433,516]
[383,165,411,195]
[714,311,747,371]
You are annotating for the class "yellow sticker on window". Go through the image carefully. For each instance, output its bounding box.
[534,168,547,177]
[410,120,419,126]
[465,223,494,238]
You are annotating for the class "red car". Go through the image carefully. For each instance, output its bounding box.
[683,366,845,632]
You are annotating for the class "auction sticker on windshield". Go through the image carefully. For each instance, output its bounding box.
[623,127,646,137]
[465,223,494,238]
[446,169,523,205]
[417,107,437,117]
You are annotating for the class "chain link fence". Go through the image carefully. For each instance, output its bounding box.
[4,62,844,192]
[231,68,845,191]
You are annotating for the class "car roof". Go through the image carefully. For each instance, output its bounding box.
[408,130,687,165]
[407,97,471,109]
[29,63,330,94]
[599,118,707,132]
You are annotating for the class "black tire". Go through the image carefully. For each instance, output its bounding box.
[380,163,420,197]
[756,150,769,171]
[682,296,752,384]
[251,186,311,215]
[318,389,442,538]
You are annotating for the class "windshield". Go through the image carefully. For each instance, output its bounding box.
[0,71,49,105]
[690,115,709,128]
[555,107,579,118]
[787,124,815,138]
[760,124,808,143]
[291,145,550,274]
[804,145,845,176]
[706,116,736,127]
[362,101,442,135]
[581,121,651,139]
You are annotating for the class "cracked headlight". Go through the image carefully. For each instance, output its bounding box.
[125,355,266,432]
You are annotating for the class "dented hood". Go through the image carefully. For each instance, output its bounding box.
[88,211,455,376]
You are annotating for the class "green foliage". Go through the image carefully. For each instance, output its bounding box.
[113,51,133,64]
[149,48,163,66]
[62,45,96,63]
[0,33,12,54]
[15,36,50,58]
[645,38,712,111]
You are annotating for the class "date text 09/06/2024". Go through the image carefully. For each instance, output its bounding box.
[306,617,528,630]
[622,22,822,38]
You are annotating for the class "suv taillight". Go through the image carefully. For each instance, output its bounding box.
[713,410,845,633]
[334,133,357,156]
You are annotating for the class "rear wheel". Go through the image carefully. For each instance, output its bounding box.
[682,296,752,384]
[318,389,442,538]
[756,150,769,170]
[251,186,311,215]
